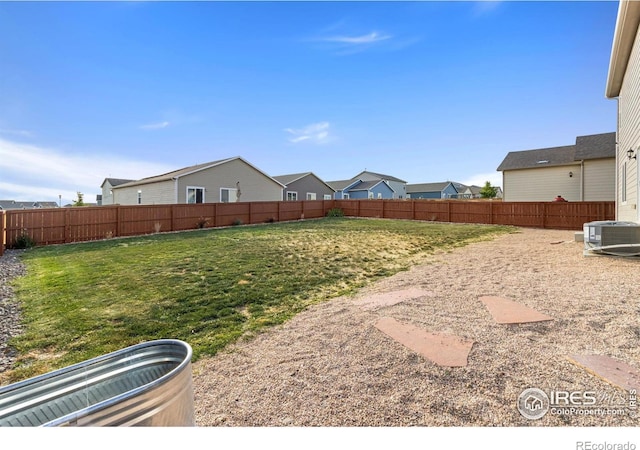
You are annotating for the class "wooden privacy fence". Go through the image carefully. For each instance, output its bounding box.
[0,199,615,255]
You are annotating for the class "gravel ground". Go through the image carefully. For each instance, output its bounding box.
[192,228,640,426]
[0,250,25,374]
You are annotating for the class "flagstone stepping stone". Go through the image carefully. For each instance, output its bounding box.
[354,287,431,310]
[374,316,474,367]
[567,354,640,392]
[479,296,553,324]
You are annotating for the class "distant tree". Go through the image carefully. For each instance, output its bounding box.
[72,192,85,207]
[479,181,498,199]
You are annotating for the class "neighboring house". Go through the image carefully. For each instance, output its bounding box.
[458,185,482,199]
[496,132,616,202]
[100,178,135,206]
[110,156,284,205]
[326,178,395,199]
[605,0,640,222]
[272,172,335,201]
[0,200,59,210]
[350,171,407,199]
[406,182,460,199]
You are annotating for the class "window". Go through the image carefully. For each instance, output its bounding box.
[287,191,298,201]
[187,187,205,204]
[368,192,374,199]
[343,193,350,199]
[220,188,237,203]
[137,190,142,205]
[377,193,382,199]
[306,192,316,200]
[622,162,627,203]
[324,194,332,200]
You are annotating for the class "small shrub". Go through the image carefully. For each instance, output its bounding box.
[264,217,275,223]
[326,208,344,218]
[153,222,162,233]
[197,217,210,229]
[14,230,36,249]
[232,218,243,226]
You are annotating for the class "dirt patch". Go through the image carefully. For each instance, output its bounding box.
[192,228,640,426]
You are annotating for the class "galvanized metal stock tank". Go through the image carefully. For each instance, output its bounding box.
[0,339,195,426]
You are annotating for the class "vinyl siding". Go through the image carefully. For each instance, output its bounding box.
[617,24,640,221]
[502,165,581,202]
[583,159,615,201]
[176,158,282,203]
[283,176,334,201]
[113,180,175,205]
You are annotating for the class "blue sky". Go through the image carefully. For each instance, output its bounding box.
[0,1,620,205]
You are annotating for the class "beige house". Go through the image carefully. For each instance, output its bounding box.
[605,0,640,222]
[497,132,616,202]
[107,156,284,205]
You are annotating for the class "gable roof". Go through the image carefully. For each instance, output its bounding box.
[272,172,336,192]
[574,132,616,160]
[497,132,615,172]
[350,170,407,183]
[326,179,355,191]
[113,156,285,189]
[0,200,59,210]
[347,180,395,192]
[101,178,135,189]
[406,182,455,193]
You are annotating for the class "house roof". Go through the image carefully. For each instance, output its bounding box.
[0,200,59,210]
[574,132,617,160]
[101,178,135,189]
[347,180,395,192]
[606,0,640,98]
[113,156,285,189]
[406,182,454,193]
[350,170,407,183]
[497,145,576,171]
[497,132,616,172]
[326,179,355,191]
[272,172,336,192]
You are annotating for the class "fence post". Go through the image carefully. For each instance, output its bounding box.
[0,211,5,256]
[542,203,547,229]
[116,206,123,238]
[64,208,71,243]
[489,201,494,224]
[170,205,176,232]
[447,201,451,223]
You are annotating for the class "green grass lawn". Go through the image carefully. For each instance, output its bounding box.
[4,218,514,383]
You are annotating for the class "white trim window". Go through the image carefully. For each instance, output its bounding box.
[343,193,350,199]
[368,192,374,199]
[306,192,316,200]
[187,186,205,204]
[220,188,237,203]
[287,191,298,201]
[324,194,332,200]
[137,190,142,205]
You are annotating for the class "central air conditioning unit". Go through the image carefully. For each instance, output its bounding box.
[583,221,640,257]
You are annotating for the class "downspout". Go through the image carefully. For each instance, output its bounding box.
[580,160,584,201]
[174,178,179,204]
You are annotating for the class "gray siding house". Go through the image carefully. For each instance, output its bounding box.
[272,172,335,201]
[100,178,135,206]
[606,0,640,222]
[407,182,459,199]
[110,157,284,205]
[351,171,407,199]
[497,132,616,202]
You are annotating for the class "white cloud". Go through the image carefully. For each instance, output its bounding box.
[139,121,170,130]
[0,128,33,137]
[461,172,503,189]
[322,32,392,45]
[0,137,174,204]
[284,122,332,145]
